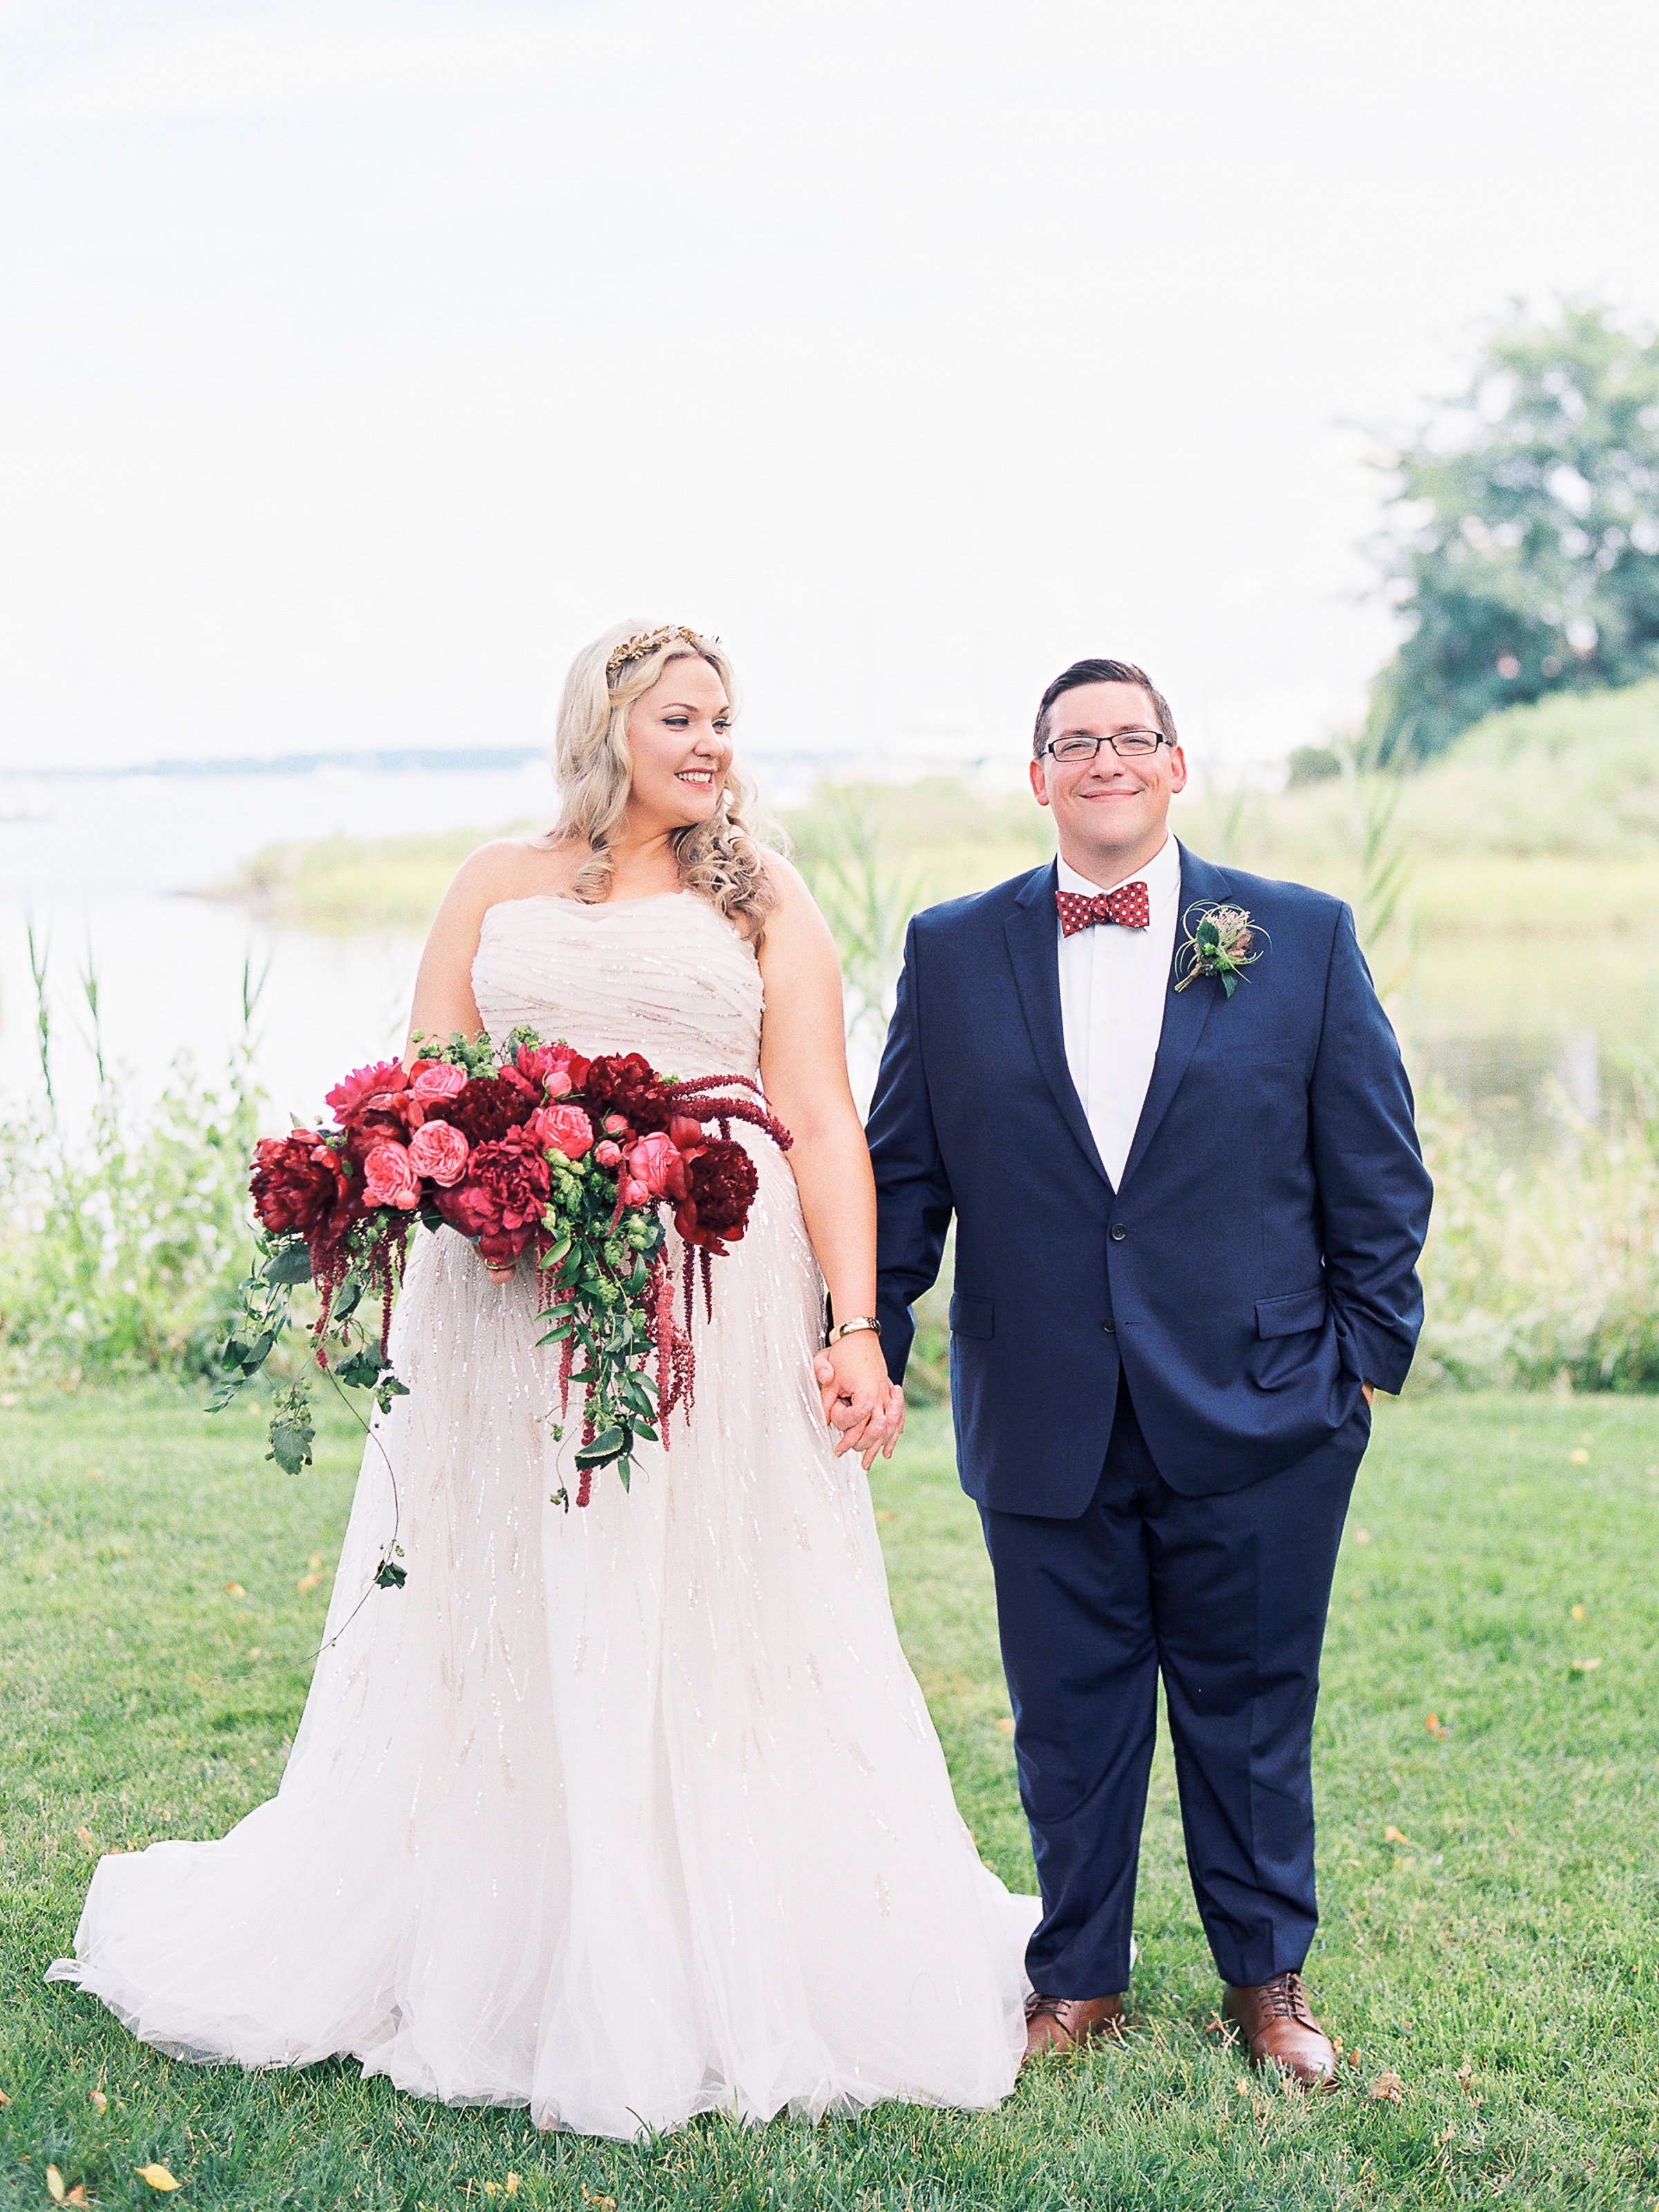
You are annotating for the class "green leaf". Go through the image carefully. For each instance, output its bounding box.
[373,1558,408,1589]
[574,1425,626,1468]
[335,1347,385,1390]
[332,1276,364,1322]
[617,1456,632,1493]
[267,1412,315,1476]
[264,1240,313,1286]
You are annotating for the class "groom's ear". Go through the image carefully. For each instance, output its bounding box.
[1167,744,1188,796]
[1029,756,1052,808]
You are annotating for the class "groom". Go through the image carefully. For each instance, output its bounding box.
[865,658,1432,2084]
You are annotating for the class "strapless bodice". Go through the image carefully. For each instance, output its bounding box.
[471,891,763,1080]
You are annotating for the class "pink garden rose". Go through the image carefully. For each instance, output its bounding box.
[624,1131,689,1201]
[411,1061,467,1105]
[601,1114,629,1137]
[409,1119,470,1187]
[619,1177,652,1206]
[362,1140,420,1210]
[525,1102,593,1161]
[593,1139,624,1169]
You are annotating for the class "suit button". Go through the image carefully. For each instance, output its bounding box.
[1102,1318,1115,1333]
[1109,1224,1127,1241]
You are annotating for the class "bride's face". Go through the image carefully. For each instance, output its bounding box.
[624,655,733,830]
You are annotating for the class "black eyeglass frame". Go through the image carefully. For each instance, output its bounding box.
[1038,728,1172,764]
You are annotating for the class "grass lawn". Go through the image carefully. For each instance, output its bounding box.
[2,1385,1657,2209]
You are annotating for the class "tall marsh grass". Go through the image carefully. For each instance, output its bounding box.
[0,939,265,1383]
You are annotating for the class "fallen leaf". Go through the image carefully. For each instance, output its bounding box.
[1569,1447,1589,1464]
[1456,2059,1477,2098]
[308,1553,323,1571]
[88,1465,102,1479]
[1351,1526,1372,1545]
[247,1648,261,1660]
[77,1826,96,1850]
[995,1717,1015,1734]
[1233,2076,1250,2096]
[46,2165,66,2203]
[1369,2068,1404,2103]
[580,2193,617,2211]
[1572,1656,1603,1673]
[297,1573,323,1594]
[1425,1713,1448,1738]
[66,2190,91,2208]
[0,2086,9,2103]
[136,2162,183,2191]
[1384,1825,1421,1848]
[90,2089,108,2113]
[1571,1603,1586,1622]
[874,1510,895,1524]
[1331,2034,1344,2054]
[224,1582,246,1600]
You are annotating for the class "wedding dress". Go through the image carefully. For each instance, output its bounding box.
[50,891,1035,2139]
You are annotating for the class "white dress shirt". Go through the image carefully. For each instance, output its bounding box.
[1055,834,1182,1189]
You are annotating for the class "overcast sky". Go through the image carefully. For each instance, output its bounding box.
[3,0,1658,780]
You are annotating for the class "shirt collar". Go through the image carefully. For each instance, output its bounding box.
[1056,834,1181,906]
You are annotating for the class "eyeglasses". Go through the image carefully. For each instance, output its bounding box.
[1040,729,1170,764]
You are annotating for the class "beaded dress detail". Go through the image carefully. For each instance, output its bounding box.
[50,892,1035,2139]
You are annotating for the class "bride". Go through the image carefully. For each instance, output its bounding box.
[50,621,1035,2139]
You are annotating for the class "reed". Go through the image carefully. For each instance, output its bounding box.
[0,950,268,1383]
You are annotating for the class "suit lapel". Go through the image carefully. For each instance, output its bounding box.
[1002,860,1112,1191]
[1117,844,1235,1192]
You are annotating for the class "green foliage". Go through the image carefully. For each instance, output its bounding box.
[0,950,265,1385]
[1415,1074,1659,1392]
[5,1386,1659,2206]
[1367,300,1659,762]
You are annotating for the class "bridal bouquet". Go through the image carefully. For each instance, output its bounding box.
[214,1030,790,1510]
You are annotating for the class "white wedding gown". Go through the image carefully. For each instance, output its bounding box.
[50,892,1035,2138]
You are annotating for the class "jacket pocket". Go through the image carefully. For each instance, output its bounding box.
[949,1293,994,1340]
[1255,1285,1328,1339]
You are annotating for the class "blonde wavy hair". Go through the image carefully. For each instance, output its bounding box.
[545,622,778,940]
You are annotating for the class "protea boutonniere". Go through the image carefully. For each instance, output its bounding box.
[1174,903,1268,999]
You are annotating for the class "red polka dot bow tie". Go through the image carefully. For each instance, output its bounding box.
[1056,881,1151,936]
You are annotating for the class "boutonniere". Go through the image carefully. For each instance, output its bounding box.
[1174,902,1268,999]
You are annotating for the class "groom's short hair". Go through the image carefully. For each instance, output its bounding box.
[1034,658,1178,755]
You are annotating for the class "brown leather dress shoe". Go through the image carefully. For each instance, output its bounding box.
[1022,1991,1126,2061]
[1223,1971,1337,2087]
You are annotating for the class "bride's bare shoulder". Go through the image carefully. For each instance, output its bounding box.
[442,830,583,913]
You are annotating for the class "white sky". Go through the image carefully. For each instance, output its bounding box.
[3,0,1657,779]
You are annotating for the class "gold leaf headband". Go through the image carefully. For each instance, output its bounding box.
[605,624,709,678]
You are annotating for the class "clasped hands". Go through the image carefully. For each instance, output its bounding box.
[811,1331,905,1472]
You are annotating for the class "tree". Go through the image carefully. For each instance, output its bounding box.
[1365,301,1659,762]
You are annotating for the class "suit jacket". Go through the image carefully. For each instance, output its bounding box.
[866,845,1433,1516]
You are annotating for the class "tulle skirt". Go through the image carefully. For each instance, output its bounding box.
[50,1165,1034,2139]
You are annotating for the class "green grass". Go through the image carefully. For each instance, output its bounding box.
[3,1387,1658,2209]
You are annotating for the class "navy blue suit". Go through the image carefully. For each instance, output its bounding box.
[868,845,1432,1993]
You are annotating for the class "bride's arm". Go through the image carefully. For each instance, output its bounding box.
[756,859,903,1470]
[404,842,522,1062]
[404,842,527,1280]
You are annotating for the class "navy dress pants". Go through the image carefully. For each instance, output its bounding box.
[978,1382,1361,1996]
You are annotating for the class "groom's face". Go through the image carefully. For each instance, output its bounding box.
[1029,680,1188,865]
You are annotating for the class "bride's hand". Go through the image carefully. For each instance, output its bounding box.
[812,1335,903,1472]
[480,1252,517,1284]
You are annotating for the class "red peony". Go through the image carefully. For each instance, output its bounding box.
[325,1060,406,1121]
[674,1137,758,1253]
[409,1119,470,1186]
[251,1130,355,1244]
[445,1076,532,1148]
[582,1051,675,1131]
[435,1136,551,1265]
